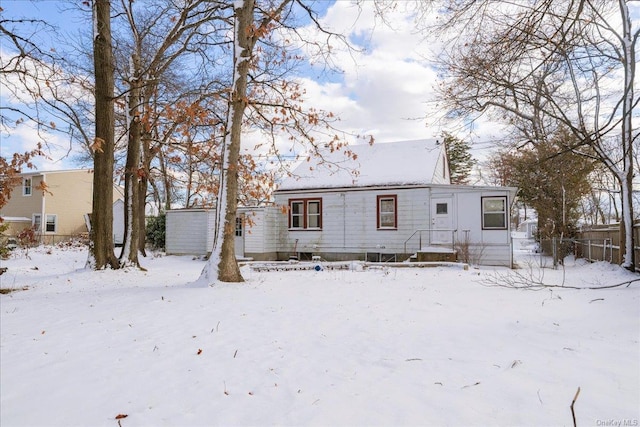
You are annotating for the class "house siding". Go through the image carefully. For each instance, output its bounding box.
[165,209,215,255]
[274,185,515,266]
[2,175,44,222]
[241,206,279,260]
[275,187,432,260]
[1,169,124,243]
[165,207,277,259]
[45,170,94,236]
[435,188,513,267]
[432,151,450,184]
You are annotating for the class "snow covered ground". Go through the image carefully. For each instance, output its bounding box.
[0,241,638,427]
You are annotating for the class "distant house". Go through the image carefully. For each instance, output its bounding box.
[166,139,517,267]
[273,139,517,266]
[1,169,124,244]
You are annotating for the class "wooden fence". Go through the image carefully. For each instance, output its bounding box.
[575,224,640,270]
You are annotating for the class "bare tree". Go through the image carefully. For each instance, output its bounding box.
[198,0,366,284]
[88,0,119,269]
[114,0,230,267]
[429,1,638,270]
[199,0,264,283]
[1,13,59,135]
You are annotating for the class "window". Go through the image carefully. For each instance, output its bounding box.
[289,198,322,229]
[32,214,57,233]
[436,203,448,215]
[482,197,507,230]
[45,214,57,233]
[290,201,304,228]
[307,200,321,228]
[235,217,243,237]
[377,195,397,229]
[23,178,32,196]
[32,214,41,231]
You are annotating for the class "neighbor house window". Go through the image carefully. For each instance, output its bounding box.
[45,214,57,233]
[32,214,41,231]
[289,198,322,229]
[32,214,56,233]
[23,178,32,196]
[377,195,397,229]
[482,196,508,230]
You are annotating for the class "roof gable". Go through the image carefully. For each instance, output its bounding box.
[278,139,449,191]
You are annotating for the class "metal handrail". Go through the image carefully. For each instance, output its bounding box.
[403,229,457,254]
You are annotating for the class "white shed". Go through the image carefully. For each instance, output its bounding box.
[113,199,125,246]
[165,206,279,259]
[165,208,215,256]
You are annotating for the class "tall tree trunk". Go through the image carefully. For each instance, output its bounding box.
[200,0,258,283]
[138,176,147,256]
[157,147,172,211]
[215,0,256,282]
[120,52,143,268]
[138,130,153,256]
[619,1,635,270]
[87,0,119,270]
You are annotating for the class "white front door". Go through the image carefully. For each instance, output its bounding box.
[234,215,245,258]
[431,197,453,244]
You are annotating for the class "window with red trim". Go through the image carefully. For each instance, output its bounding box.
[377,195,397,229]
[289,198,322,229]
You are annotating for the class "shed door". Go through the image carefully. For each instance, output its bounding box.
[234,215,245,258]
[431,197,453,244]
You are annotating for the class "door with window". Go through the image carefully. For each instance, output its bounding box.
[234,215,245,258]
[430,197,453,244]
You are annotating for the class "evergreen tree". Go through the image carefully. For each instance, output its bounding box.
[442,132,476,185]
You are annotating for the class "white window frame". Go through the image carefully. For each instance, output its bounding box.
[45,214,57,233]
[32,213,42,231]
[23,178,32,196]
[290,200,304,229]
[482,196,508,230]
[306,200,321,229]
[288,198,322,230]
[33,213,57,233]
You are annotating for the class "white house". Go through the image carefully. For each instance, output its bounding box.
[165,139,517,267]
[273,139,517,266]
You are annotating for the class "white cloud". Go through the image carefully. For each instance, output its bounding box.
[294,1,446,145]
[1,122,77,171]
[2,0,494,175]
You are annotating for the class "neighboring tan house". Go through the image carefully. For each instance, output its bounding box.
[1,169,124,244]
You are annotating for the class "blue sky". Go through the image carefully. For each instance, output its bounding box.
[0,0,506,172]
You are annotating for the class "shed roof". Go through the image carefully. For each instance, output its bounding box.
[277,139,446,191]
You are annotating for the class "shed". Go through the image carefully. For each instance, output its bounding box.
[113,199,125,246]
[165,206,279,259]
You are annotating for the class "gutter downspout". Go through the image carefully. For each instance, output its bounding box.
[427,187,432,248]
[341,193,346,248]
[40,173,46,244]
